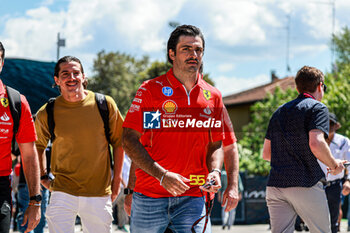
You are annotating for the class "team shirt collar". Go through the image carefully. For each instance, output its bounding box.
[165,68,203,89]
[298,92,316,100]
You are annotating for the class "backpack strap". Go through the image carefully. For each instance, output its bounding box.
[95,93,113,170]
[6,86,21,154]
[46,98,56,143]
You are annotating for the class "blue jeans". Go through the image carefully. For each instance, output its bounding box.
[131,192,211,233]
[17,184,49,233]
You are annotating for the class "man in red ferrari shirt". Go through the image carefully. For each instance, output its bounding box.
[0,42,41,233]
[122,25,224,233]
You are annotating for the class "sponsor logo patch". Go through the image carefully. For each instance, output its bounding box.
[162,86,173,97]
[1,98,9,107]
[162,100,178,114]
[133,98,142,104]
[156,81,163,86]
[129,104,140,113]
[136,91,143,97]
[0,113,10,121]
[143,110,161,129]
[0,128,9,134]
[203,90,211,101]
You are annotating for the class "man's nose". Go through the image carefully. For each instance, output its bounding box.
[189,49,198,57]
[69,73,76,79]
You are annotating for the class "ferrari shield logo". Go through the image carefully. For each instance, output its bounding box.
[203,90,211,101]
[1,98,9,108]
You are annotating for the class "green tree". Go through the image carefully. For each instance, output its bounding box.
[323,65,350,138]
[88,51,149,116]
[332,26,350,71]
[239,87,298,176]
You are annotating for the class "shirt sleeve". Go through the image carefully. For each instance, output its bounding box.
[16,95,37,143]
[106,96,124,148]
[222,105,237,147]
[210,90,224,143]
[307,103,329,138]
[343,137,350,161]
[122,82,152,133]
[34,104,50,151]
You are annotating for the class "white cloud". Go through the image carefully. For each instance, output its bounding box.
[203,0,280,46]
[3,7,65,60]
[41,0,55,7]
[218,63,235,72]
[108,0,185,52]
[1,0,186,61]
[291,44,328,56]
[303,3,333,39]
[215,74,270,97]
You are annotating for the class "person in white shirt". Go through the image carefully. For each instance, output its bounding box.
[317,112,350,233]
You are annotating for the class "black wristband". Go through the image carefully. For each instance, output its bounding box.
[41,174,54,181]
[40,174,49,180]
[124,188,134,195]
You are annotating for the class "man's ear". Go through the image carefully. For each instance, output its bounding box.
[169,49,175,62]
[54,76,59,86]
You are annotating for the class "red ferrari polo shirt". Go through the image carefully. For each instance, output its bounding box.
[123,68,224,198]
[0,79,36,176]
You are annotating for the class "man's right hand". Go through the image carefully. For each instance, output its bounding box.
[22,205,41,233]
[328,159,345,176]
[124,194,133,216]
[41,178,52,190]
[160,171,190,196]
[343,180,350,196]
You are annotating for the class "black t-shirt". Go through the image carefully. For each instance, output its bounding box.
[265,93,329,187]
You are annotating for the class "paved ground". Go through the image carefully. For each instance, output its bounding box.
[10,219,350,232]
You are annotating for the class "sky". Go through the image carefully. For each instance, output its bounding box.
[1,0,350,97]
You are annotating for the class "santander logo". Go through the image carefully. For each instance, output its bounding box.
[0,113,10,121]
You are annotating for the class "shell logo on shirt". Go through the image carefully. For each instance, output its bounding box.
[203,90,211,101]
[162,100,177,114]
[1,97,9,107]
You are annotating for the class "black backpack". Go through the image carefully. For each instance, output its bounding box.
[45,93,113,169]
[6,86,21,154]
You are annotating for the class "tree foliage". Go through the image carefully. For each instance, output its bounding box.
[88,51,149,116]
[333,26,350,71]
[238,87,297,176]
[322,65,350,138]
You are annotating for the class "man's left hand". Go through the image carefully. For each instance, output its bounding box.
[111,178,121,202]
[200,171,221,193]
[343,180,350,196]
[124,193,133,216]
[22,205,40,233]
[222,184,240,212]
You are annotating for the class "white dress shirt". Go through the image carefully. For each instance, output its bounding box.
[318,133,350,181]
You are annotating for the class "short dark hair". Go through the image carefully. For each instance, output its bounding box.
[295,66,324,93]
[0,42,5,60]
[54,56,84,77]
[167,25,205,64]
